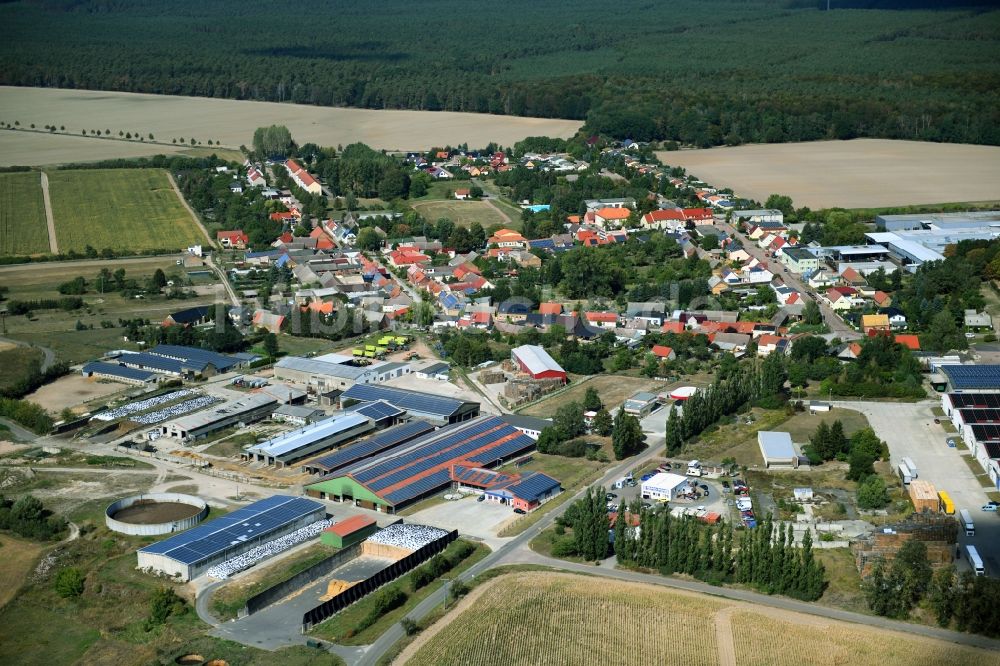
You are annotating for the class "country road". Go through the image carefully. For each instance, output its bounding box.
[39,170,58,253]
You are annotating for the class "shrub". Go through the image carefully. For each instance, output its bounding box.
[356,586,407,632]
[54,567,85,598]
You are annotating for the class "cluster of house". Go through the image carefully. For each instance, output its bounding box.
[406,149,512,179]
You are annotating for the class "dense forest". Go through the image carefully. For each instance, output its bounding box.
[1,1,998,145]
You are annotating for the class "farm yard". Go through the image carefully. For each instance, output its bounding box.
[518,374,663,418]
[0,87,582,158]
[400,572,999,666]
[659,139,1000,209]
[0,171,49,255]
[409,199,513,229]
[45,169,206,253]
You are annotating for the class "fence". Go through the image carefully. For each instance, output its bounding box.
[300,529,458,631]
[241,518,403,617]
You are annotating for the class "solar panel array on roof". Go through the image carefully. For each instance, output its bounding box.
[971,424,1000,442]
[349,400,406,421]
[341,384,466,418]
[949,393,1000,409]
[248,413,370,458]
[352,419,501,486]
[941,365,1000,390]
[139,495,323,565]
[958,409,1000,425]
[82,361,157,382]
[149,344,244,372]
[465,432,535,465]
[307,421,435,473]
[383,469,453,505]
[505,472,561,503]
[983,441,1000,458]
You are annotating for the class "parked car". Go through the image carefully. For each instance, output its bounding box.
[641,473,654,482]
[982,504,998,512]
[513,508,526,515]
[699,484,709,491]
[721,481,730,489]
[606,492,618,501]
[477,494,485,502]
[947,438,957,447]
[626,480,638,487]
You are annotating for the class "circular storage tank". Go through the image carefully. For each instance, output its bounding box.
[105,493,208,536]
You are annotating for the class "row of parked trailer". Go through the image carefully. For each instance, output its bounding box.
[897,458,987,576]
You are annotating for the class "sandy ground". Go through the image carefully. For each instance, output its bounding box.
[658,139,1000,208]
[25,374,126,413]
[0,87,583,161]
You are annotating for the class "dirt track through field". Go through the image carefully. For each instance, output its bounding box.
[39,171,57,253]
[714,607,736,666]
[166,171,213,245]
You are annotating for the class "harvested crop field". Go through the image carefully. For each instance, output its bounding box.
[0,171,49,255]
[518,374,662,417]
[658,139,1000,209]
[0,129,189,168]
[399,572,999,666]
[46,168,205,252]
[0,87,582,160]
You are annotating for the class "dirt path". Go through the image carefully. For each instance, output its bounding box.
[714,607,737,666]
[482,197,514,226]
[393,575,504,665]
[166,171,214,245]
[39,170,58,253]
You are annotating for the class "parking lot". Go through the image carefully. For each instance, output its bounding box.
[603,468,731,519]
[837,400,1000,576]
[407,494,514,543]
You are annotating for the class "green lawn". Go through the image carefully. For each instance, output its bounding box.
[0,345,44,394]
[0,171,49,255]
[46,168,205,252]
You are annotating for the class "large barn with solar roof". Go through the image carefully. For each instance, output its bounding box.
[305,415,559,513]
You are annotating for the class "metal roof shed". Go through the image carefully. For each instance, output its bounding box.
[758,431,798,468]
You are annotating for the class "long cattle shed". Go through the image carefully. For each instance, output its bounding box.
[244,412,374,467]
[306,415,536,512]
[136,495,325,581]
[301,420,436,475]
[340,384,479,425]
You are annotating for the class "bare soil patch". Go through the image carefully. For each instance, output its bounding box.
[659,139,1000,209]
[0,87,582,161]
[25,374,126,414]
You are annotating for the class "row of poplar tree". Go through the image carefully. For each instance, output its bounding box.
[564,489,825,602]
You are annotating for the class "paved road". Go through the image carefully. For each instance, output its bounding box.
[0,417,37,441]
[0,335,57,372]
[39,170,58,253]
[714,221,858,339]
[834,400,1000,576]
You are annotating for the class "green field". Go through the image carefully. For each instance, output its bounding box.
[46,168,205,253]
[0,344,44,394]
[0,171,49,255]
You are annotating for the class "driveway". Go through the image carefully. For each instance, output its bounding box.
[835,400,1000,576]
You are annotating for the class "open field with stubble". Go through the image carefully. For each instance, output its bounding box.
[0,87,582,163]
[46,168,205,252]
[659,139,1000,209]
[399,571,999,666]
[0,171,49,255]
[410,199,512,229]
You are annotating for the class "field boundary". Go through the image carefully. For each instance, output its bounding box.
[39,171,57,253]
[166,170,213,245]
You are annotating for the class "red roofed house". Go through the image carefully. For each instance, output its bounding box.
[683,208,715,225]
[454,188,471,200]
[309,227,335,250]
[217,230,249,249]
[488,229,527,249]
[594,207,632,227]
[270,211,299,223]
[252,309,285,334]
[641,209,685,230]
[586,311,619,329]
[285,159,323,195]
[894,334,921,351]
[873,291,892,307]
[388,249,430,268]
[755,334,785,357]
[651,345,676,360]
[661,321,685,334]
[246,166,266,188]
[538,302,562,316]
